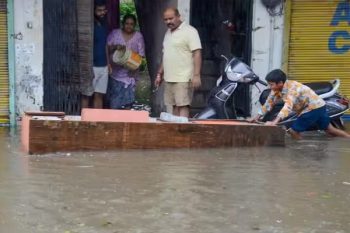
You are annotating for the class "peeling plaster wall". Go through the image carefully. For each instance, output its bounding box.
[250,0,284,115]
[14,0,43,117]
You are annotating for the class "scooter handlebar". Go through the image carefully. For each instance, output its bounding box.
[257,79,268,86]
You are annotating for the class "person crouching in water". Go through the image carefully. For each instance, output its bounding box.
[249,69,350,139]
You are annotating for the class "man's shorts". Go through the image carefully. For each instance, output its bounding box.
[80,66,109,96]
[92,66,109,94]
[164,82,193,107]
[291,106,330,132]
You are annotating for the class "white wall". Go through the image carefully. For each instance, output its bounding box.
[14,0,43,117]
[178,0,190,24]
[250,0,284,115]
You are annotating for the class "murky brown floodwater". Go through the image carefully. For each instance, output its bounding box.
[0,127,350,233]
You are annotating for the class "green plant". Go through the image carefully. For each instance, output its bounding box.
[139,58,148,72]
[120,1,149,74]
[120,1,137,22]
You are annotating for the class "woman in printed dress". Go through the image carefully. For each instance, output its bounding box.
[107,14,145,109]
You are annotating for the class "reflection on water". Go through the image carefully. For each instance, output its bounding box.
[0,127,350,233]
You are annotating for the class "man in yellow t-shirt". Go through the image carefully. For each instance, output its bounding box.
[154,7,202,117]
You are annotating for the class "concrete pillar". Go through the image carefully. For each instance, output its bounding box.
[178,0,190,23]
[14,0,44,116]
[250,0,284,116]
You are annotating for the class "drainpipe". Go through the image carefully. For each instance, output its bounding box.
[7,0,16,127]
[268,16,275,71]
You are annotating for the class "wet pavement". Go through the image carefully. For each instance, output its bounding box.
[0,127,350,233]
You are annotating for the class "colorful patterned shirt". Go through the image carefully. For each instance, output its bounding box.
[259,80,325,119]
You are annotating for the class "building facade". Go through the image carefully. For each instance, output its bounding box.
[3,0,348,125]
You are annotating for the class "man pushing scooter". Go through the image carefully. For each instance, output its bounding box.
[249,69,350,140]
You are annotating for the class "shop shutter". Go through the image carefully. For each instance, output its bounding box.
[288,0,350,98]
[0,0,9,124]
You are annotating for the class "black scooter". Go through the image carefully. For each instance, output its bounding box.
[195,56,349,130]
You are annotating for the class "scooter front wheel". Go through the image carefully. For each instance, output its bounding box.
[331,118,346,130]
[194,107,217,119]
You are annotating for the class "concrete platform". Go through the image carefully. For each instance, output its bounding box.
[21,110,285,154]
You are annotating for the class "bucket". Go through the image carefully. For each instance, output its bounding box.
[112,48,142,71]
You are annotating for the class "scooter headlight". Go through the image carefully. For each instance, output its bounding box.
[239,76,254,83]
[227,71,255,83]
[226,71,242,82]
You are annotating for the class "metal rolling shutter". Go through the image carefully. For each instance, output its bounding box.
[0,0,9,124]
[288,1,350,98]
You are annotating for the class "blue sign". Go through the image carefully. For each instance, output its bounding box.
[328,1,350,54]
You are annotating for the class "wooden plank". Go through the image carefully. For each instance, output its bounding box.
[24,111,65,117]
[24,119,285,154]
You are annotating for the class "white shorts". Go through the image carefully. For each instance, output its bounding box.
[92,66,109,94]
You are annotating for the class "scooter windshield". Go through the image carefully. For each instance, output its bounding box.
[226,58,255,83]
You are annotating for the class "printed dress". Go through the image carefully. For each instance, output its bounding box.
[107,29,145,109]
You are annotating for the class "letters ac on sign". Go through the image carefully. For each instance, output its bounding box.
[328,2,350,54]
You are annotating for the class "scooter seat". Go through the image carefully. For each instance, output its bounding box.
[304,82,333,95]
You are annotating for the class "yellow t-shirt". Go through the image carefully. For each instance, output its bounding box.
[163,22,202,82]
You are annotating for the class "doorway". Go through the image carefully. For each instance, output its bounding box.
[43,0,120,114]
[191,0,253,117]
[43,0,81,114]
[43,0,156,114]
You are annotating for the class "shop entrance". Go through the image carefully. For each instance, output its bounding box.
[190,0,253,117]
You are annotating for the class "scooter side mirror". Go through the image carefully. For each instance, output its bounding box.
[220,55,229,65]
[220,55,229,78]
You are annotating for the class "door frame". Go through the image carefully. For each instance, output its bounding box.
[7,0,15,126]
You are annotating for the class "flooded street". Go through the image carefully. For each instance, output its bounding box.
[0,127,350,233]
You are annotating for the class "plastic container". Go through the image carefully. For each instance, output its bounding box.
[159,112,189,123]
[112,47,142,71]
